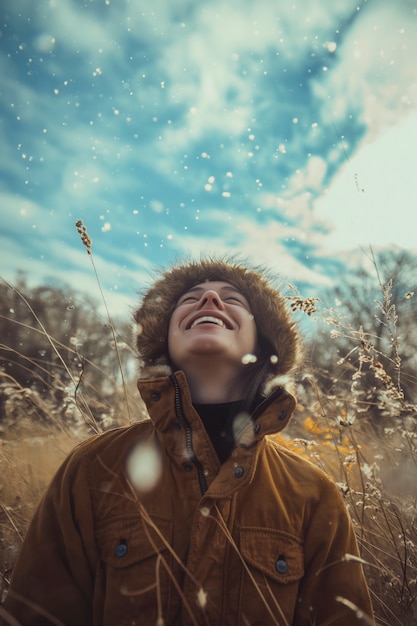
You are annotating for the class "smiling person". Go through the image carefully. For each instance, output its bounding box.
[168,282,258,403]
[2,258,374,626]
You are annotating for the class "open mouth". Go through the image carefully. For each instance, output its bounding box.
[190,315,229,329]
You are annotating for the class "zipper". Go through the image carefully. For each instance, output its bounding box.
[169,374,208,495]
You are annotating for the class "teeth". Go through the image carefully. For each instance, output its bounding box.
[191,316,225,329]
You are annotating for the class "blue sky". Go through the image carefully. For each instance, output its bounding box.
[1,0,417,316]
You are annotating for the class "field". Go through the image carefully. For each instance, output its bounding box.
[0,262,416,625]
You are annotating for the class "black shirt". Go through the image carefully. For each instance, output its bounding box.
[194,396,262,463]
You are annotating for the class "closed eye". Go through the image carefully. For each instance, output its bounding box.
[178,296,199,304]
[224,296,248,308]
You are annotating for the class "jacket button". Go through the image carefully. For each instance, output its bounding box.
[182,462,193,472]
[275,557,288,574]
[115,542,128,558]
[151,392,161,401]
[278,410,287,421]
[234,466,244,478]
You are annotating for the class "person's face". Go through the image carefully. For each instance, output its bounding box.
[168,281,258,372]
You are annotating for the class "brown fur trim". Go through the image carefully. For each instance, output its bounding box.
[134,258,303,381]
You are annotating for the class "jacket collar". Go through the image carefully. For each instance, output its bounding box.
[137,371,296,497]
[138,371,295,432]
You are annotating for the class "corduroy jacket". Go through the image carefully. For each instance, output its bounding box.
[3,371,374,625]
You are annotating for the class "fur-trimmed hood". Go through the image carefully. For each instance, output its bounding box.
[134,258,303,384]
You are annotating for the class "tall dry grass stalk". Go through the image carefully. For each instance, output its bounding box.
[75,220,133,424]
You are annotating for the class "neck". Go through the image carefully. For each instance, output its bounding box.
[178,360,245,404]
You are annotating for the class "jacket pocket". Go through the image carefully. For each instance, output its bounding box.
[239,526,304,624]
[96,514,173,626]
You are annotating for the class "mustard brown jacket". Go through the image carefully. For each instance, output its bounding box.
[3,372,374,625]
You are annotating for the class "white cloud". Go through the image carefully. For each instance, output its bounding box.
[148,0,358,151]
[35,0,122,63]
[257,155,328,234]
[314,112,417,251]
[312,0,417,138]
[164,207,332,287]
[0,187,155,317]
[0,226,151,318]
[286,156,328,193]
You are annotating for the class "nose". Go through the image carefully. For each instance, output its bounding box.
[197,289,225,310]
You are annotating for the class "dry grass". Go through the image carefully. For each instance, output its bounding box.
[1,239,416,623]
[285,275,417,625]
[0,422,86,600]
[283,401,417,625]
